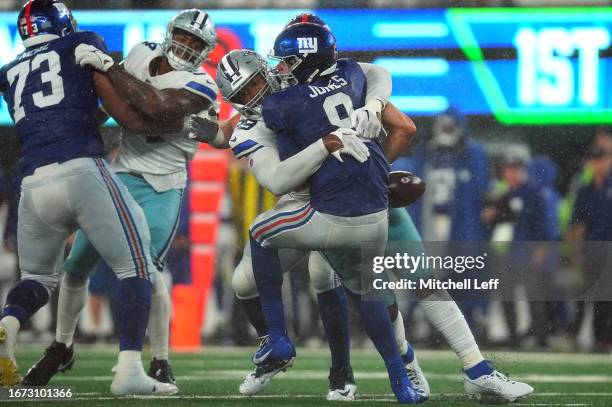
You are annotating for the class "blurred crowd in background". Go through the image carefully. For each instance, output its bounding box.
[1,0,611,10]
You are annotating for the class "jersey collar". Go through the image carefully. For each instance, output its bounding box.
[23,34,60,48]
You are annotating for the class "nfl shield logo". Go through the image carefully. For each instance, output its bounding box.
[297,37,318,55]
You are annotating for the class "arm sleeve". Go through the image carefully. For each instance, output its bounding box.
[248,140,329,195]
[183,77,218,104]
[358,62,392,107]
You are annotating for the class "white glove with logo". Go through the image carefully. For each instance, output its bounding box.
[186,106,225,147]
[74,44,115,72]
[330,127,370,163]
[350,99,384,140]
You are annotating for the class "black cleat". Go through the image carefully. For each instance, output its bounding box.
[22,341,75,386]
[148,358,176,385]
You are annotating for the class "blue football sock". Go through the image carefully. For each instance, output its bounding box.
[465,359,494,380]
[347,291,404,380]
[250,237,285,342]
[116,277,152,351]
[402,342,415,365]
[317,286,350,370]
[3,279,49,324]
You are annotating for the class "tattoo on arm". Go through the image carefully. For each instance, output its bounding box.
[106,65,211,122]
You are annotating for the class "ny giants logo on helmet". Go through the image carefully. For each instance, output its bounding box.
[297,37,318,55]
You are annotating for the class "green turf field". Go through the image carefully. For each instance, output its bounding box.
[7,345,612,406]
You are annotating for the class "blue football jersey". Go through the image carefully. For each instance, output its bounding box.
[0,31,107,176]
[262,58,389,217]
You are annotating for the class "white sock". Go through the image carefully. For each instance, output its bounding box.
[0,315,20,360]
[116,350,144,372]
[392,311,409,357]
[421,290,484,369]
[147,274,171,361]
[55,273,89,347]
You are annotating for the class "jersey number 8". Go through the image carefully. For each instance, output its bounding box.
[323,92,354,128]
[7,51,65,123]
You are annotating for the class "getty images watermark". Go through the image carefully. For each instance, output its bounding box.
[371,252,500,291]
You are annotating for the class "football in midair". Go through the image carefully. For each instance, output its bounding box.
[388,171,426,208]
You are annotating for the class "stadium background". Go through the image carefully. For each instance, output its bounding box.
[0,0,610,389]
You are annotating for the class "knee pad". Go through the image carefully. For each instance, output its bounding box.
[308,252,338,294]
[231,256,259,300]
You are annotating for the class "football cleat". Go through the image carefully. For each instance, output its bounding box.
[390,375,428,404]
[238,357,293,396]
[111,368,178,396]
[326,366,357,401]
[251,334,296,365]
[0,323,20,387]
[22,341,74,386]
[405,354,430,399]
[148,358,176,385]
[464,360,534,403]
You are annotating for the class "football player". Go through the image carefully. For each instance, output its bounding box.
[218,22,424,403]
[0,0,179,395]
[23,9,218,390]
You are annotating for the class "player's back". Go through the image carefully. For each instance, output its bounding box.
[0,31,105,176]
[262,58,389,217]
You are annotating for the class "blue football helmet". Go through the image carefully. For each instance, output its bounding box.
[284,13,328,29]
[269,22,337,86]
[17,0,77,43]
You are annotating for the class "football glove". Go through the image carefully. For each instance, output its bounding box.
[187,106,225,146]
[350,99,383,140]
[329,128,370,163]
[74,44,114,72]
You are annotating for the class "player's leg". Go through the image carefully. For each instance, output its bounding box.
[0,173,72,386]
[22,229,102,386]
[76,158,176,395]
[256,205,424,403]
[233,247,313,395]
[390,207,533,401]
[117,173,182,385]
[308,252,356,401]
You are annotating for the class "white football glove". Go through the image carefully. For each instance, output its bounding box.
[74,44,114,72]
[187,106,225,146]
[350,99,383,140]
[330,127,370,163]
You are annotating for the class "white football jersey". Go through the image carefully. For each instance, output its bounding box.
[229,116,310,199]
[112,41,218,192]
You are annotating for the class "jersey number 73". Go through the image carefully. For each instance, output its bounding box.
[7,51,65,123]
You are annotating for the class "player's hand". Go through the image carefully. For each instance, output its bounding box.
[350,103,382,140]
[74,44,114,72]
[324,128,370,163]
[187,106,225,146]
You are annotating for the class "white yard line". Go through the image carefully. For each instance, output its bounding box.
[51,371,612,383]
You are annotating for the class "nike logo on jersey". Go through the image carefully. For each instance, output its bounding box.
[229,136,237,143]
[252,349,273,364]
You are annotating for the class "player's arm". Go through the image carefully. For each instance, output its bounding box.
[106,65,211,121]
[188,110,241,148]
[351,62,392,139]
[238,130,368,196]
[74,43,211,122]
[93,72,183,134]
[381,102,417,163]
